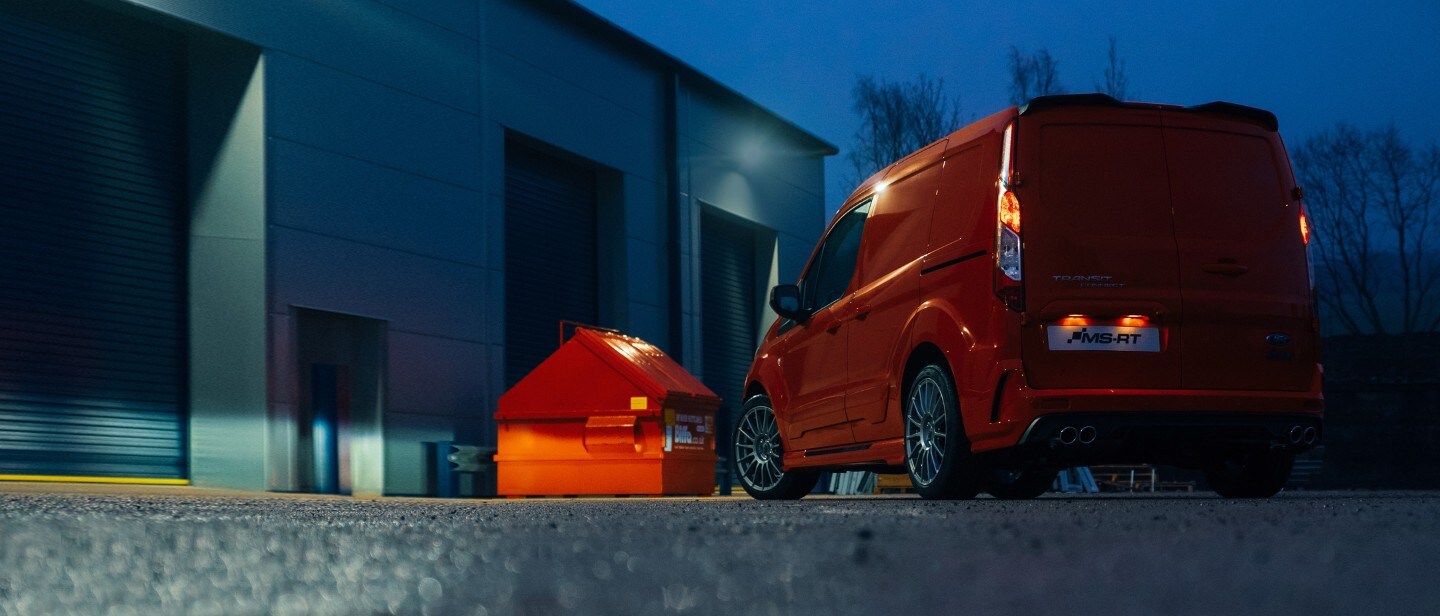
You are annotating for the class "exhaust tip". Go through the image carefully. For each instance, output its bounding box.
[1078,425,1097,444]
[1058,426,1078,445]
[1288,425,1305,445]
[1302,426,1318,446]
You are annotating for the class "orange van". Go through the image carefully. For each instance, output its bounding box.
[735,94,1322,500]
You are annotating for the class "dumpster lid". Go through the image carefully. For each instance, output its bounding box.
[497,328,721,419]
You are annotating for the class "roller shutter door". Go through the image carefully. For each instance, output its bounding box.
[701,210,758,472]
[504,142,598,387]
[0,3,187,478]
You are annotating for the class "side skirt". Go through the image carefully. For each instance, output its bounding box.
[783,438,906,470]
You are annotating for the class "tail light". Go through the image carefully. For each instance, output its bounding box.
[1298,204,1311,246]
[1298,198,1319,330]
[994,121,1024,311]
[1299,201,1315,290]
[999,190,1021,233]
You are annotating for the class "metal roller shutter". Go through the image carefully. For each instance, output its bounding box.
[701,209,758,476]
[0,3,187,478]
[504,142,598,388]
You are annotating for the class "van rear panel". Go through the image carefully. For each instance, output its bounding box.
[1163,114,1316,391]
[1019,110,1184,389]
[1018,106,1316,392]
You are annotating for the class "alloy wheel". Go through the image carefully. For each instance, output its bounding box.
[905,375,948,486]
[735,405,784,491]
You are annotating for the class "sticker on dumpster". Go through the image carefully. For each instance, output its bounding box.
[631,397,648,411]
[664,409,710,452]
[664,408,673,451]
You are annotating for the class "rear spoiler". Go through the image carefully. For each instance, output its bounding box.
[1019,93,1279,132]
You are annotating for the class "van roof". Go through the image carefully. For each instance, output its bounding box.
[843,107,1017,206]
[841,94,1280,208]
[1021,93,1279,132]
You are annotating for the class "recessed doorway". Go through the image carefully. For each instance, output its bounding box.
[293,309,385,495]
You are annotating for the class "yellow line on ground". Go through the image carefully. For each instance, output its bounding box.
[0,475,189,486]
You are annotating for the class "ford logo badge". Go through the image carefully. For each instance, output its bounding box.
[1266,332,1292,347]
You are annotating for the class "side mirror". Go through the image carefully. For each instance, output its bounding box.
[769,284,809,322]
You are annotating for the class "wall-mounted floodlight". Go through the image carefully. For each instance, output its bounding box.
[738,139,767,170]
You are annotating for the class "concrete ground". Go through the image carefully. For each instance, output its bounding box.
[1,483,1438,615]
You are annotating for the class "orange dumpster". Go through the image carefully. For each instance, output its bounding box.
[495,327,720,496]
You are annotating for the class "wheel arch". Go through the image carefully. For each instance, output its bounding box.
[894,301,975,399]
[900,342,952,408]
[743,380,767,403]
[892,300,982,438]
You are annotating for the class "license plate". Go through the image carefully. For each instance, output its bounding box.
[1047,325,1160,352]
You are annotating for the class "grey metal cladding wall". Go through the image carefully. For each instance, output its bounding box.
[0,2,187,478]
[701,210,757,454]
[503,142,598,388]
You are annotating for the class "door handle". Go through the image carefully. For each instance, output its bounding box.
[833,303,872,326]
[811,313,841,334]
[1201,262,1249,276]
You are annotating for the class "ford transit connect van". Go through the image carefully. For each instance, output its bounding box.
[734,94,1322,500]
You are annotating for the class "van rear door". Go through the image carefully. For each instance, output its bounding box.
[1163,114,1316,391]
[1018,108,1185,389]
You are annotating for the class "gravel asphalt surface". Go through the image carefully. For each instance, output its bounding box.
[1,488,1438,615]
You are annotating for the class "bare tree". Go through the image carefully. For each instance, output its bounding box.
[847,74,962,183]
[1008,47,1033,105]
[1008,46,1064,105]
[1294,124,1440,334]
[1032,49,1062,98]
[1096,36,1130,100]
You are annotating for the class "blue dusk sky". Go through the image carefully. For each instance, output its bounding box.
[573,0,1440,216]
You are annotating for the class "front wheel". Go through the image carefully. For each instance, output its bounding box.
[904,363,980,500]
[733,396,819,500]
[1204,449,1294,498]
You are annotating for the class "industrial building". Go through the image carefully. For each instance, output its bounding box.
[0,0,834,494]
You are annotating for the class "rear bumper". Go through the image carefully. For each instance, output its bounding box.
[966,362,1324,466]
[978,411,1322,469]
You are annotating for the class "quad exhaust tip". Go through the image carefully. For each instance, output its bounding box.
[1058,426,1078,445]
[1056,425,1097,446]
[1286,424,1319,446]
[1288,425,1305,445]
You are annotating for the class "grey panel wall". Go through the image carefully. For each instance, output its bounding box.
[187,35,267,490]
[484,0,669,355]
[120,0,480,110]
[100,0,831,494]
[485,0,664,178]
[126,0,490,494]
[678,84,827,387]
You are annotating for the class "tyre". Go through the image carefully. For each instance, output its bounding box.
[733,395,819,500]
[984,467,1058,500]
[904,363,980,500]
[1204,449,1295,498]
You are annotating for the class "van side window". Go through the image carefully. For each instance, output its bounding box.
[804,201,872,310]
